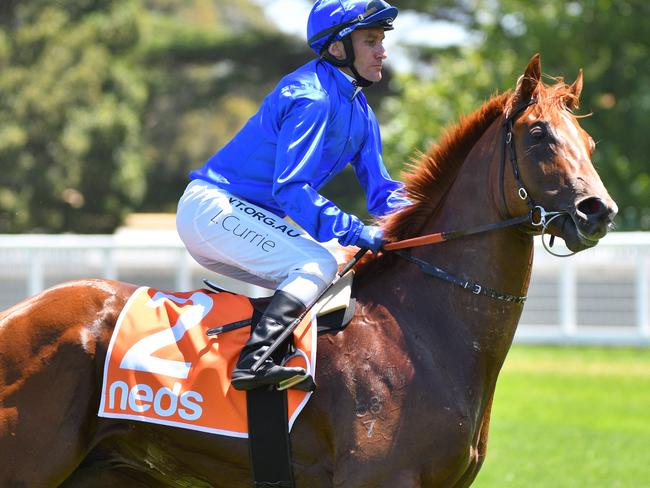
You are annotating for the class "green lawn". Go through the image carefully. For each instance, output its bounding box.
[474,346,650,488]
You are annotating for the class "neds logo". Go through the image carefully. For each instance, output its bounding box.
[108,381,203,421]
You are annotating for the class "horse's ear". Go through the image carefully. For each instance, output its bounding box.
[512,53,541,108]
[566,69,583,110]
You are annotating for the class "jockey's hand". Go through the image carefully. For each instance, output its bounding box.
[356,225,385,254]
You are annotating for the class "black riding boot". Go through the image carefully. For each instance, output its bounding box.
[231,290,308,391]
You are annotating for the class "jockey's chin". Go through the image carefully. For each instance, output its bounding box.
[349,63,383,83]
[367,66,383,82]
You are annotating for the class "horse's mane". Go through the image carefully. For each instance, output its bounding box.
[379,78,579,243]
[352,78,580,276]
[379,91,511,243]
[350,91,511,277]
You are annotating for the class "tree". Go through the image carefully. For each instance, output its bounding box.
[0,0,318,232]
[7,0,644,231]
[0,0,148,232]
[137,0,315,211]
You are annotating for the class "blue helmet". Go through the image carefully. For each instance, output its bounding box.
[307,0,398,55]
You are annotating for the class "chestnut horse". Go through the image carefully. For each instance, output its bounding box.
[0,55,617,487]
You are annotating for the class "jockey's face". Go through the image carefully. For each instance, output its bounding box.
[328,28,387,83]
[350,28,387,82]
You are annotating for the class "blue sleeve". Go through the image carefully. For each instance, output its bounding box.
[351,111,412,218]
[271,90,363,245]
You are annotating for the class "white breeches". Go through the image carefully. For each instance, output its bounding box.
[176,180,338,306]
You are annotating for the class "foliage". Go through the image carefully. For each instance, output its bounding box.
[382,0,650,230]
[0,0,148,232]
[0,0,315,232]
[381,48,502,174]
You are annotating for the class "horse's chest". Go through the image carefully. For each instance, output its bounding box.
[319,378,480,487]
[314,314,484,481]
[329,366,477,458]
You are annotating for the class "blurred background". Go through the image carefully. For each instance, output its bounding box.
[1,1,649,486]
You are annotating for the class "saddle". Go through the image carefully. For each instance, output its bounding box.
[203,270,356,338]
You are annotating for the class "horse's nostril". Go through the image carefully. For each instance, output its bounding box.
[577,197,608,218]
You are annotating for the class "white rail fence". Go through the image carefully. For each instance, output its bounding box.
[1,231,649,346]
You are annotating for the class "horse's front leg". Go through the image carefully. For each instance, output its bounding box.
[332,467,423,488]
[449,393,495,488]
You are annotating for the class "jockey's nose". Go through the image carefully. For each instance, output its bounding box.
[376,44,387,60]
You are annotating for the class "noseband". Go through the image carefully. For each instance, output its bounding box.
[388,97,569,303]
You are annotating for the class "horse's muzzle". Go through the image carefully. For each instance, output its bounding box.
[574,196,618,241]
[553,196,617,252]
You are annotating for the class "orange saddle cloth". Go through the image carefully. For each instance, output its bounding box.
[98,287,316,438]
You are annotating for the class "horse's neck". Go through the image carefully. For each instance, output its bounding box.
[408,119,534,368]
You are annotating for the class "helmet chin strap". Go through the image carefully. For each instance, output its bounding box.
[348,64,373,87]
[321,36,374,87]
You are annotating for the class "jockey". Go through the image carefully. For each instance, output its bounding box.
[176,0,409,391]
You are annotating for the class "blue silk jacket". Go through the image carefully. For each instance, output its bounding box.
[189,59,409,245]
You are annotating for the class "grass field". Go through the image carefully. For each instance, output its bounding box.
[474,346,650,488]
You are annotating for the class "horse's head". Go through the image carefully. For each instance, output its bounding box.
[502,54,617,252]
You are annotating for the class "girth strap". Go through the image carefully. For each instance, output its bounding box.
[247,387,295,488]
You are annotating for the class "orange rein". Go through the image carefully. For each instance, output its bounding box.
[381,209,539,252]
[382,233,446,251]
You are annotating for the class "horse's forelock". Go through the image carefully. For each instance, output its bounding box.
[532,78,581,115]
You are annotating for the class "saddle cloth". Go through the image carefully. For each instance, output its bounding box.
[97,287,317,438]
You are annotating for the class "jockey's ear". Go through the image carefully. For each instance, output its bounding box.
[512,53,541,108]
[327,40,347,61]
[566,69,583,111]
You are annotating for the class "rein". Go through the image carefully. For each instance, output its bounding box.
[385,98,567,303]
[383,211,533,252]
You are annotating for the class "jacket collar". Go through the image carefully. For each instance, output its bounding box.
[338,69,364,99]
[324,61,361,100]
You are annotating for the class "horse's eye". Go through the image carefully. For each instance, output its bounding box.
[530,125,547,140]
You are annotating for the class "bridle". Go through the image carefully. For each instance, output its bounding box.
[500,98,539,217]
[387,97,571,304]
